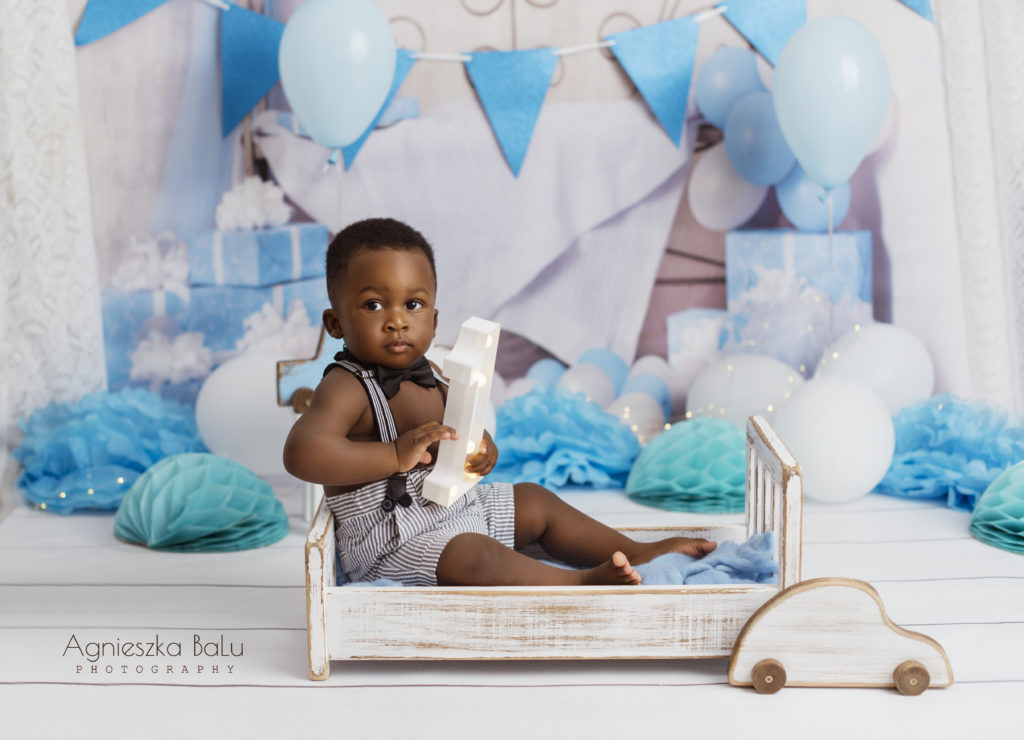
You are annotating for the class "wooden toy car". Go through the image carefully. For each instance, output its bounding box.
[728,576,954,695]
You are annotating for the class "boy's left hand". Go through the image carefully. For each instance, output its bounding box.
[464,429,498,477]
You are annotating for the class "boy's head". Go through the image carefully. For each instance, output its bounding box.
[323,218,439,368]
[325,217,436,306]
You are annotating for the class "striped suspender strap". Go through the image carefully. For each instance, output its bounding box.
[334,359,411,511]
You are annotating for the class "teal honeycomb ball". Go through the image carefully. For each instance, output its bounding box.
[626,417,746,513]
[970,460,1024,555]
[114,453,289,552]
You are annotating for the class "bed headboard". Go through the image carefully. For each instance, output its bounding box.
[745,415,803,589]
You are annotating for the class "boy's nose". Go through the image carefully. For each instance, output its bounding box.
[384,309,408,330]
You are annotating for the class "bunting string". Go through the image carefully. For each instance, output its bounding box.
[72,0,932,174]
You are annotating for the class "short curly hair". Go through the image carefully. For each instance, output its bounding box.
[325,217,437,303]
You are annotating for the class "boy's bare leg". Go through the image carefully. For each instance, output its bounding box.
[435,532,641,586]
[512,483,717,566]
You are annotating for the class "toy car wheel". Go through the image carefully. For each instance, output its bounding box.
[751,658,786,694]
[893,660,930,696]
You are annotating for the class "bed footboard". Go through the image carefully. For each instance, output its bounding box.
[746,415,802,589]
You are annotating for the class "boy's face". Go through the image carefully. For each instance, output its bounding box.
[323,247,438,369]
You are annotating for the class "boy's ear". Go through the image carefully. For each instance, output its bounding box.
[323,309,343,339]
[433,309,438,332]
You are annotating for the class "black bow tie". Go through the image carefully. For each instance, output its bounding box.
[336,349,437,399]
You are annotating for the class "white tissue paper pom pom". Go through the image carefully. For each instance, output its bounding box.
[236,300,320,359]
[215,176,293,231]
[110,232,189,294]
[130,331,214,389]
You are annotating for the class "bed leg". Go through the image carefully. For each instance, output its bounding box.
[306,500,334,680]
[306,543,329,679]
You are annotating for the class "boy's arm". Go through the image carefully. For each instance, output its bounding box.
[282,370,454,486]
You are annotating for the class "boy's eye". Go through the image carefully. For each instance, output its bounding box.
[406,300,425,310]
[364,300,383,311]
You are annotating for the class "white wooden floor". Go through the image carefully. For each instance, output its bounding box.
[1,468,1021,739]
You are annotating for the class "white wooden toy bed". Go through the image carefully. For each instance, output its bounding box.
[305,414,803,679]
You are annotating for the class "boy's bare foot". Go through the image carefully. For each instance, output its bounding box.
[581,551,642,586]
[629,537,718,566]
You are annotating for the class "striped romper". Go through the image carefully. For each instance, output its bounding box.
[324,357,517,586]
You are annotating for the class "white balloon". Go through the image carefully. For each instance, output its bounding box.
[688,144,768,231]
[628,355,671,383]
[425,343,452,368]
[605,392,666,445]
[666,356,711,417]
[557,363,616,407]
[686,354,804,427]
[195,353,299,477]
[773,378,894,503]
[503,377,536,402]
[814,323,934,415]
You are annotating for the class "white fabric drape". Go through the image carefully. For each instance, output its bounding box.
[0,0,106,438]
[935,0,1024,412]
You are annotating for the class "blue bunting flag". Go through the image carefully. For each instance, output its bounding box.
[465,48,558,176]
[342,49,418,169]
[719,0,805,66]
[220,3,285,136]
[897,0,934,22]
[607,16,699,147]
[75,0,171,46]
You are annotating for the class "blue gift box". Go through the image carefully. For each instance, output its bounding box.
[666,308,729,370]
[102,289,189,390]
[187,277,329,352]
[189,223,329,287]
[725,229,872,312]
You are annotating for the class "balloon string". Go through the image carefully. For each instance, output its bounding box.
[323,149,340,173]
[409,3,726,62]
[827,191,835,348]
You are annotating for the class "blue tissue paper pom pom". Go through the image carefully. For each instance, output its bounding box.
[13,388,206,514]
[875,393,1024,511]
[490,386,641,489]
[114,453,289,552]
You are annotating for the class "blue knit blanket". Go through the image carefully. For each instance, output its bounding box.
[342,531,777,587]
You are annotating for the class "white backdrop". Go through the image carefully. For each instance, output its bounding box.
[1,0,106,438]
[934,0,1024,412]
[5,0,1019,442]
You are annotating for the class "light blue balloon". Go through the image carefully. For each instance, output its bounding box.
[578,349,629,394]
[525,358,566,389]
[278,0,396,149]
[724,91,795,186]
[694,47,765,129]
[621,373,672,420]
[776,165,851,232]
[773,17,890,189]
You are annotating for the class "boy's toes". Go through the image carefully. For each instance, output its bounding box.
[612,551,642,585]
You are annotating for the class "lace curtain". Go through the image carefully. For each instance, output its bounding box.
[935,0,1024,412]
[0,0,106,441]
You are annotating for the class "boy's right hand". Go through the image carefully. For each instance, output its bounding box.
[393,421,457,472]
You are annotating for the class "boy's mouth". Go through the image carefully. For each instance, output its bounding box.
[385,341,412,353]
